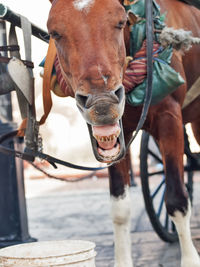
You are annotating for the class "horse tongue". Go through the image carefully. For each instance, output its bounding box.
[92,123,120,150]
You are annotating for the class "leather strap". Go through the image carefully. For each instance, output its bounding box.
[0,45,19,52]
[20,16,38,153]
[0,55,34,68]
[39,37,57,125]
[17,118,27,137]
[0,130,110,171]
[21,16,32,62]
[9,24,28,120]
[127,0,153,149]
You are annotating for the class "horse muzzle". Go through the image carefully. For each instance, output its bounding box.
[75,86,126,163]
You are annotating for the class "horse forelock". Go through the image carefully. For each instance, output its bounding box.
[73,0,95,12]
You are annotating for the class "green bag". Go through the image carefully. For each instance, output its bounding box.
[126,47,185,106]
[124,0,165,55]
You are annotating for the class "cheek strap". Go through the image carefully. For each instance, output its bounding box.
[39,37,56,125]
[40,38,74,125]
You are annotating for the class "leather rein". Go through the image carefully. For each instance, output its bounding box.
[0,0,153,171]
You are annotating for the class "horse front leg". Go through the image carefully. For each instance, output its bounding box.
[108,151,134,267]
[157,109,200,267]
[171,201,200,267]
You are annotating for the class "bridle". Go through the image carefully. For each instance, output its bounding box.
[126,0,153,149]
[0,0,153,171]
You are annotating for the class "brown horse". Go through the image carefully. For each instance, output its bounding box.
[47,0,200,266]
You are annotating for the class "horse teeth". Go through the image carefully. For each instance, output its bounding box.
[116,130,120,137]
[94,134,119,143]
[107,136,112,141]
[94,135,99,141]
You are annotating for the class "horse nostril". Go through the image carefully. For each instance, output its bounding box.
[75,93,89,109]
[114,86,125,103]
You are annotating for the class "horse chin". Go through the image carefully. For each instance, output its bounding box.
[87,119,126,163]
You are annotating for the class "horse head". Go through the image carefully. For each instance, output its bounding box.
[48,0,127,163]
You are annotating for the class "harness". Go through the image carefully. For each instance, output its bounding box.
[0,0,155,169]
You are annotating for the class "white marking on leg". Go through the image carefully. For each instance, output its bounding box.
[73,0,95,13]
[170,200,200,267]
[111,186,134,267]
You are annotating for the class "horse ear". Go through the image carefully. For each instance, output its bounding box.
[49,0,54,3]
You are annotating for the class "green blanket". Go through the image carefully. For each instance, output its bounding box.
[124,0,185,106]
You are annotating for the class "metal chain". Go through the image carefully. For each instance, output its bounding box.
[37,133,43,153]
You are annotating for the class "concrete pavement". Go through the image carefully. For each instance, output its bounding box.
[25,172,200,267]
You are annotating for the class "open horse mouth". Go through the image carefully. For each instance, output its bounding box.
[87,120,126,163]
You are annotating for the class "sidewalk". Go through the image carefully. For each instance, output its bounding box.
[25,172,200,267]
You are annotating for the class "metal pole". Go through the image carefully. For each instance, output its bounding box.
[0,3,49,43]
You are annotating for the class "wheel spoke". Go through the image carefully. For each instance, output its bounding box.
[148,149,162,163]
[148,170,164,177]
[156,186,166,218]
[151,176,165,199]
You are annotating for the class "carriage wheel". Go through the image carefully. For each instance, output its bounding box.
[140,131,194,243]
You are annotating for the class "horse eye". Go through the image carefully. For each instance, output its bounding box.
[116,20,126,29]
[50,31,62,40]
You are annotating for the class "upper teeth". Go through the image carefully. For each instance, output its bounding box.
[94,131,120,142]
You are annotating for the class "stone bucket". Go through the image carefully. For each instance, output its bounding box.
[0,240,96,266]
